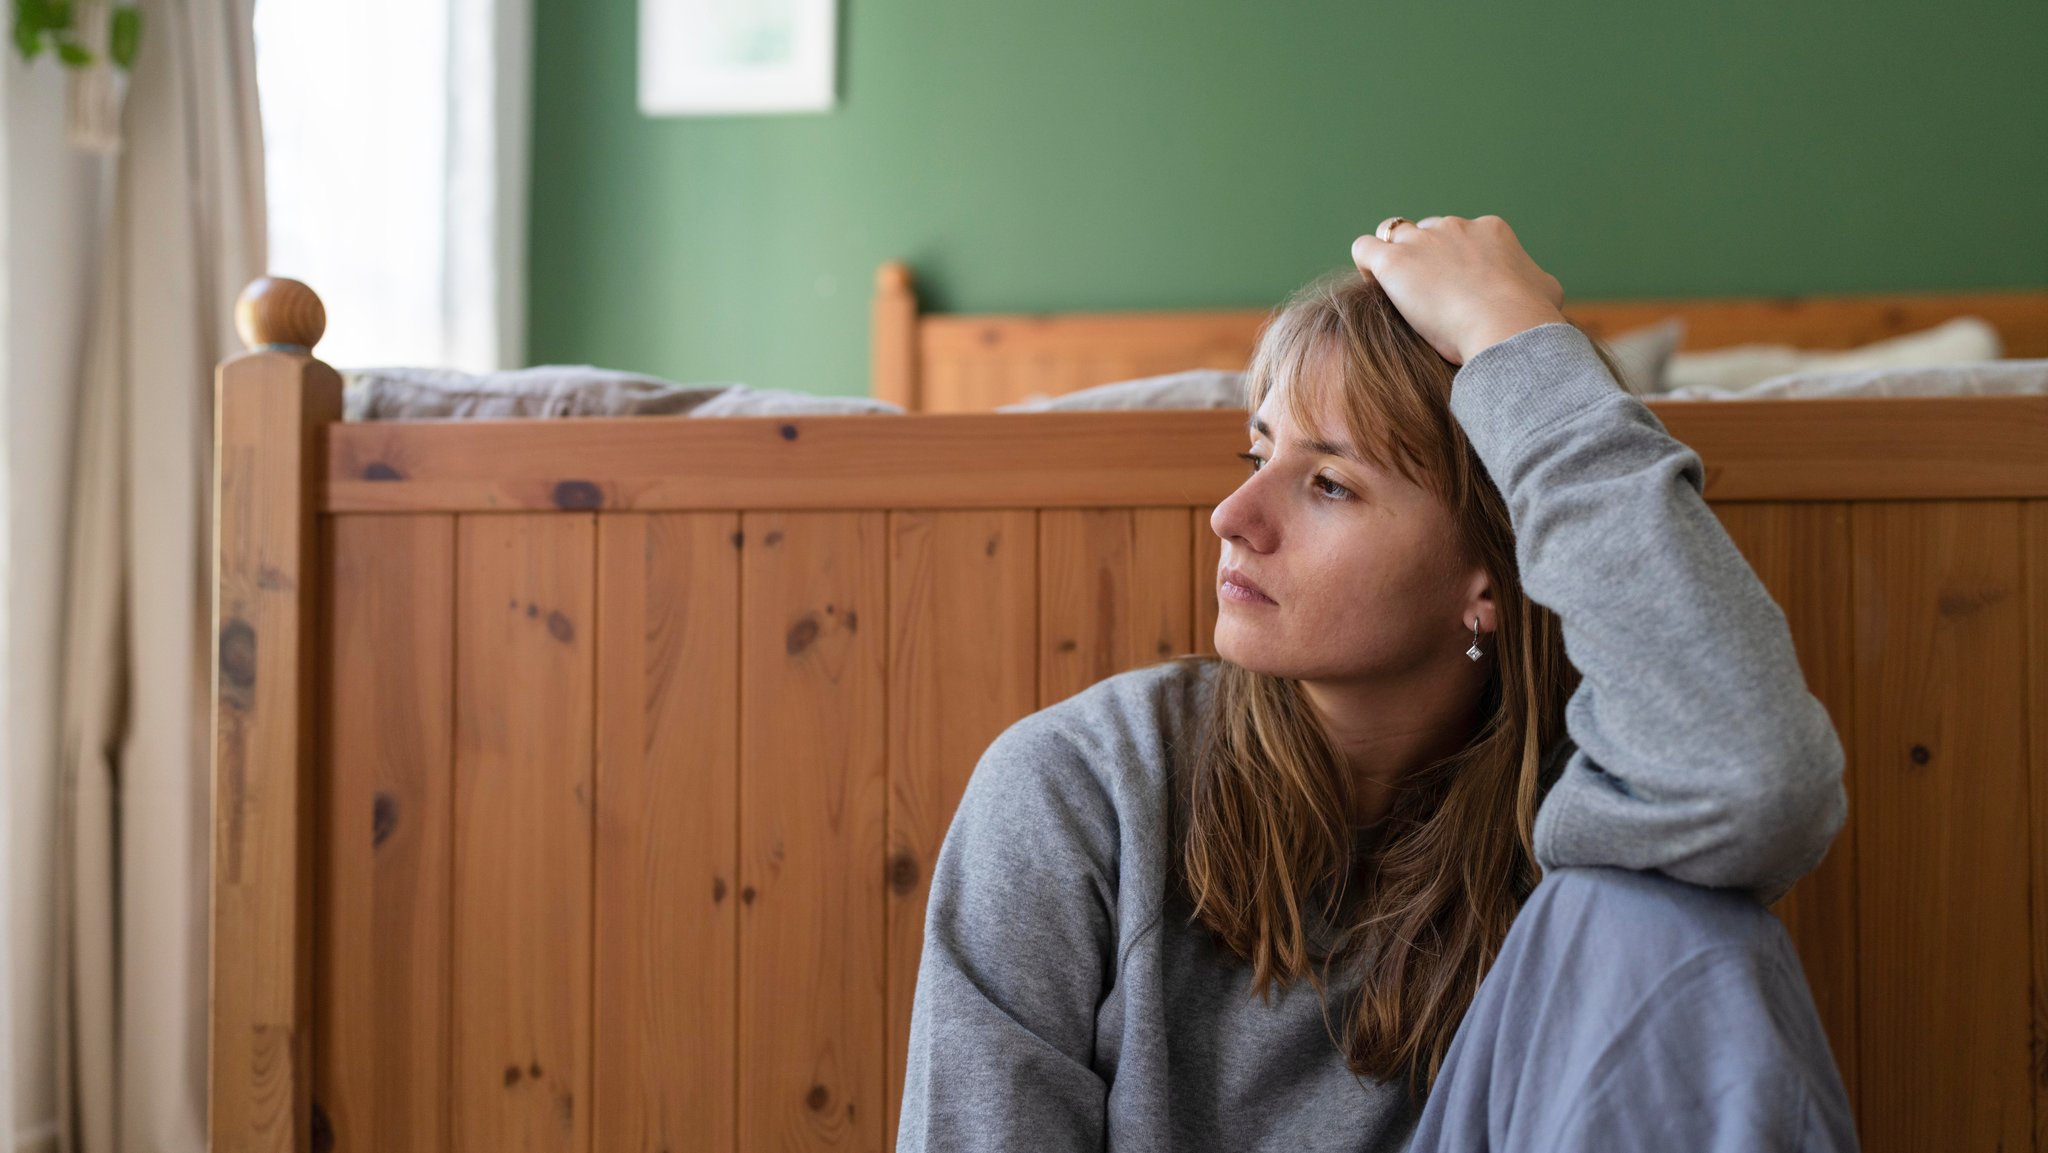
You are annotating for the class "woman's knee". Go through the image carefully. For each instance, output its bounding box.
[1516,865,1787,972]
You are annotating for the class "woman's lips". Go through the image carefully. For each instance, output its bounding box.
[1219,568,1276,606]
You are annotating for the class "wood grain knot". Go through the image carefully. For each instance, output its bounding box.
[311,1101,335,1153]
[552,480,604,510]
[986,535,1000,557]
[741,885,757,905]
[787,615,820,655]
[1056,639,1078,653]
[219,619,257,710]
[712,875,728,903]
[732,530,745,549]
[806,1084,831,1112]
[504,1064,523,1086]
[547,611,576,644]
[363,461,404,481]
[844,610,858,633]
[780,424,800,441]
[764,530,785,547]
[1909,744,1931,765]
[887,851,920,896]
[1937,585,2006,617]
[372,792,398,848]
[530,1061,543,1078]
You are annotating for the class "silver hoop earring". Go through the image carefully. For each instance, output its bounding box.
[1466,616,1484,662]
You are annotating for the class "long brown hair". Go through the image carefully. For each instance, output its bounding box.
[1174,269,1635,1107]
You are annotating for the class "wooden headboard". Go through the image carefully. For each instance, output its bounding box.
[870,260,2048,412]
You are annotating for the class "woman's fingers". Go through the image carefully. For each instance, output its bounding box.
[1347,213,1567,363]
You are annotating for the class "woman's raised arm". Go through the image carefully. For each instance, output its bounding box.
[1450,320,1846,904]
[1352,214,1845,905]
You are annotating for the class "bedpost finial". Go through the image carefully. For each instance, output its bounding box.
[235,277,327,354]
[876,261,914,296]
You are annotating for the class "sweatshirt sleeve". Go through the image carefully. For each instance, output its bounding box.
[895,716,1118,1151]
[1449,322,1848,907]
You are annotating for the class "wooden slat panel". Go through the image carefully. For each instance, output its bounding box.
[884,511,1038,1146]
[738,512,887,1153]
[318,516,454,1152]
[212,348,342,1153]
[322,399,2048,512]
[1192,507,1221,657]
[594,514,740,1152]
[1851,501,2032,1153]
[1039,509,1193,707]
[453,514,596,1153]
[1712,502,1859,1112]
[2027,500,2048,1153]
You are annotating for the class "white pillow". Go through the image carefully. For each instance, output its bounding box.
[1657,359,2048,401]
[688,385,905,416]
[1596,317,1686,395]
[1660,316,2003,395]
[997,368,1247,412]
[343,364,734,420]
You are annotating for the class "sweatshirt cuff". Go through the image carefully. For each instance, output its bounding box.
[1448,322,1633,464]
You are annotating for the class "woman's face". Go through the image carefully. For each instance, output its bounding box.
[1210,355,1490,685]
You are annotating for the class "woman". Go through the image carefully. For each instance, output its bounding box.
[895,216,1857,1151]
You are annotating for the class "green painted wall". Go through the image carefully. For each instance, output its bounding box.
[529,0,2048,396]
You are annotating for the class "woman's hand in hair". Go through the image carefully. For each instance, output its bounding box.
[1349,215,1568,366]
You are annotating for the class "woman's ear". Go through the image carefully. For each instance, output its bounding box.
[1462,572,1497,635]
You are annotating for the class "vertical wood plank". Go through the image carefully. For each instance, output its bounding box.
[211,347,341,1153]
[1133,508,1194,664]
[453,514,596,1153]
[594,514,741,1152]
[1712,502,1860,1112]
[1192,507,1221,657]
[884,511,1037,1146]
[318,515,454,1152]
[1851,501,2032,1153]
[738,512,887,1153]
[2026,499,2048,1153]
[1039,509,1193,707]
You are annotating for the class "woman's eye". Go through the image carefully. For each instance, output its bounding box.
[1238,452,1351,500]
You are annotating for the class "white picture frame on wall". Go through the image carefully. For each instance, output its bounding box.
[639,0,839,116]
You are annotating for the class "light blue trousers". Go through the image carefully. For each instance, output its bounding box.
[1408,866,1860,1152]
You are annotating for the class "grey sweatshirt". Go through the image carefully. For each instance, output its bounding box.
[894,321,1850,1152]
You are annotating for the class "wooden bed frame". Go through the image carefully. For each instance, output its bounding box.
[870,258,2048,410]
[212,275,2048,1153]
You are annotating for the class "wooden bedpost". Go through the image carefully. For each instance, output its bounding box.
[210,276,339,1153]
[873,260,920,410]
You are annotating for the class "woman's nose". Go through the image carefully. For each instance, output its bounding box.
[1210,474,1274,552]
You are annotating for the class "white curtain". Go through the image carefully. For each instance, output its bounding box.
[54,0,267,1150]
[45,0,534,1148]
[8,24,116,1153]
[254,0,532,372]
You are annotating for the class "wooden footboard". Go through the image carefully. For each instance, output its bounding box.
[214,279,2048,1153]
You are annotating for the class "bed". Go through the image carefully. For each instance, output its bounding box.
[210,273,2048,1153]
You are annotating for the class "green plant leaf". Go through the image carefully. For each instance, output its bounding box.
[55,35,89,65]
[109,4,137,70]
[13,0,48,61]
